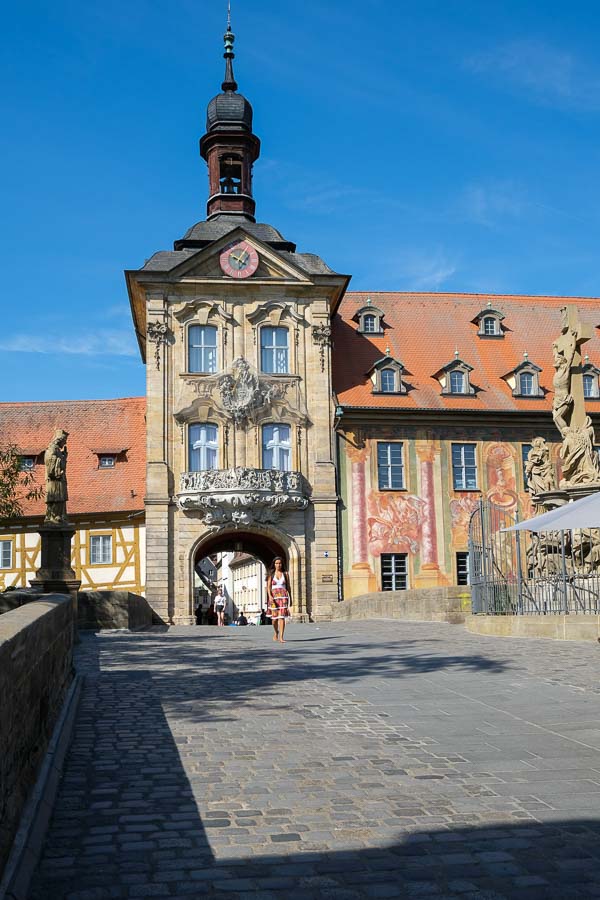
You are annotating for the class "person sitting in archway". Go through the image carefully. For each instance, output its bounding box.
[267,557,291,644]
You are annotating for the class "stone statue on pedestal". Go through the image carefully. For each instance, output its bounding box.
[552,306,600,488]
[31,428,80,618]
[44,428,69,525]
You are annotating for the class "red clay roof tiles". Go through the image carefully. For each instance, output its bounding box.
[333,291,600,412]
[0,397,146,519]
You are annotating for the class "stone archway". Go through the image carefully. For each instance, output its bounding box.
[192,530,288,570]
[188,526,303,624]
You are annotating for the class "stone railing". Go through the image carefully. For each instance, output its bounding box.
[0,595,74,875]
[176,467,309,527]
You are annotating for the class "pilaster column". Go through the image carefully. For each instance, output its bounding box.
[415,440,446,587]
[346,440,370,567]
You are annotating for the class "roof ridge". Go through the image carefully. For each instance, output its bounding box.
[0,396,145,407]
[346,290,600,301]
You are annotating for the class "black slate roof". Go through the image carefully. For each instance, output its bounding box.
[138,214,338,275]
[174,215,295,251]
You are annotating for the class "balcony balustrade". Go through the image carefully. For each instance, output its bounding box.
[176,466,309,527]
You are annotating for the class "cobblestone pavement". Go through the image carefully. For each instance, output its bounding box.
[29,620,600,899]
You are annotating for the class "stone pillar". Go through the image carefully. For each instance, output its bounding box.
[415,441,445,587]
[30,523,81,638]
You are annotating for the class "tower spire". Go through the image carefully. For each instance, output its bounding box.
[222,2,238,92]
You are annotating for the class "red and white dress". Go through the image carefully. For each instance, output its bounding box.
[270,572,291,620]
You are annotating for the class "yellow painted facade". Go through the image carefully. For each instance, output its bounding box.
[0,517,145,594]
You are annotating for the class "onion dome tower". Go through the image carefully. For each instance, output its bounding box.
[199,14,261,221]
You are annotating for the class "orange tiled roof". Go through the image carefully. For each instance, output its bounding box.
[0,398,146,518]
[333,292,600,412]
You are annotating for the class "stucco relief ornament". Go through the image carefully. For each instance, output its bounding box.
[217,358,272,425]
[312,324,332,373]
[147,321,169,370]
[176,466,309,527]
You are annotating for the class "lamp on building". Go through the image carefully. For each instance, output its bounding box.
[334,405,344,428]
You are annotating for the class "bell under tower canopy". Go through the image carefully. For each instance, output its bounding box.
[200,19,260,221]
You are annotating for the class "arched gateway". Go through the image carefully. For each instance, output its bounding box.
[126,24,347,625]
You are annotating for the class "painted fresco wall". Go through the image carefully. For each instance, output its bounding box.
[0,518,146,594]
[339,424,561,598]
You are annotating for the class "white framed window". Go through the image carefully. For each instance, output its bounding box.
[189,424,219,471]
[449,370,465,393]
[380,368,396,393]
[584,374,598,399]
[519,372,534,396]
[90,534,112,565]
[452,443,477,490]
[262,424,291,471]
[0,540,12,569]
[99,455,116,468]
[19,457,35,471]
[363,314,377,333]
[456,552,470,585]
[260,326,289,374]
[381,553,408,591]
[189,325,217,374]
[482,316,498,336]
[377,442,404,490]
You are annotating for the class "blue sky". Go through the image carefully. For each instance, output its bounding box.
[2,0,600,401]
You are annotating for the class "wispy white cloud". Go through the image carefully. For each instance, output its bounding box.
[460,179,528,227]
[466,40,600,112]
[359,247,459,292]
[401,251,458,290]
[0,329,138,357]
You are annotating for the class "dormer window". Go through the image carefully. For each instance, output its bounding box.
[354,301,385,335]
[381,368,396,392]
[19,456,36,471]
[368,355,406,394]
[473,304,505,338]
[450,370,465,393]
[363,314,377,333]
[435,356,475,396]
[582,358,600,399]
[519,372,534,395]
[482,316,499,336]
[91,447,128,468]
[504,356,544,398]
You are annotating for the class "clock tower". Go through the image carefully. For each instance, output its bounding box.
[126,19,349,625]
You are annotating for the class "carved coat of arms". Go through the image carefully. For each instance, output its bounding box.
[217,358,271,425]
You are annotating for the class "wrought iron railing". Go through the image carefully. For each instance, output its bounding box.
[468,500,600,615]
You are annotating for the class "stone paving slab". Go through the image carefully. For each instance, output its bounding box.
[28,620,600,899]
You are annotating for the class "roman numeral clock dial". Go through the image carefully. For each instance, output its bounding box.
[219,240,259,279]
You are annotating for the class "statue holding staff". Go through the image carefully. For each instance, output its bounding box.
[44,429,69,525]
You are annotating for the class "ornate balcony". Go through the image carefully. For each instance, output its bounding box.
[176,467,310,526]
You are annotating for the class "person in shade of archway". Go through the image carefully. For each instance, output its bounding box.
[266,556,291,643]
[214,585,226,627]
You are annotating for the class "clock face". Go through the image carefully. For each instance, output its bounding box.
[219,240,259,279]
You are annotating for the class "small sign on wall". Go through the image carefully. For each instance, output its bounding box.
[321,574,334,583]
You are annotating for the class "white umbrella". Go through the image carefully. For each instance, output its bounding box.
[505,489,600,532]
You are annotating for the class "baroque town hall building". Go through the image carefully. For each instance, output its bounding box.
[2,26,600,621]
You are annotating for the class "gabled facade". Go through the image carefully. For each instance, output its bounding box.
[126,25,349,623]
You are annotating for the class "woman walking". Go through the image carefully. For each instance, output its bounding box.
[267,557,291,643]
[214,586,226,627]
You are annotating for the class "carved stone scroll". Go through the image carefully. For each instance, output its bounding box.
[147,321,169,370]
[312,324,332,373]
